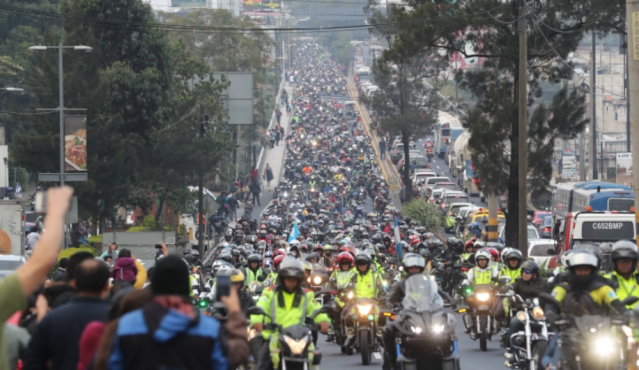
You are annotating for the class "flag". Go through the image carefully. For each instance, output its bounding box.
[393,215,403,260]
[15,183,22,198]
[288,219,300,243]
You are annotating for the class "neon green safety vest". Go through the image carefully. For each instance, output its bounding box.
[355,269,381,299]
[500,267,522,281]
[608,271,639,309]
[470,267,493,285]
[246,268,264,286]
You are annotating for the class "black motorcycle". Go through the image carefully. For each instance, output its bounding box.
[385,274,460,370]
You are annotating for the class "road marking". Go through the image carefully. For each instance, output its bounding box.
[437,166,440,169]
[373,353,383,360]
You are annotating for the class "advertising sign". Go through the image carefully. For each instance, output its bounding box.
[616,152,632,186]
[242,0,281,14]
[261,0,281,13]
[242,0,263,13]
[64,116,87,172]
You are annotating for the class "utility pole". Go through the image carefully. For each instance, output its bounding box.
[517,0,528,256]
[624,30,631,152]
[198,101,205,251]
[591,32,599,180]
[579,132,586,180]
[487,195,499,242]
[628,1,639,235]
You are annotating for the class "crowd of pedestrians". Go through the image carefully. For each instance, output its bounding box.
[0,187,250,370]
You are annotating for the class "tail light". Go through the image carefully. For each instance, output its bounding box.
[543,227,551,233]
[441,204,446,209]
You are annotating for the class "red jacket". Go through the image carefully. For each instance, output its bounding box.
[77,321,106,370]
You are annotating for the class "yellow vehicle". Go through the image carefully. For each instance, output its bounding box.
[462,208,506,238]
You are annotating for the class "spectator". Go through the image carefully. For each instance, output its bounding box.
[249,180,261,207]
[53,258,68,282]
[24,258,110,370]
[111,249,138,284]
[275,129,281,146]
[216,191,227,216]
[379,137,387,160]
[103,255,113,267]
[279,125,285,141]
[268,130,275,149]
[4,323,29,370]
[276,110,282,125]
[100,243,119,261]
[105,255,250,369]
[228,193,239,222]
[250,167,258,181]
[264,164,274,187]
[25,226,41,251]
[76,221,89,246]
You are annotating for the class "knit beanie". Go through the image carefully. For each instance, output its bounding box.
[151,255,190,297]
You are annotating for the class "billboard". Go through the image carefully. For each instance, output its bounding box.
[616,152,632,187]
[64,116,87,172]
[242,0,280,14]
[242,0,263,13]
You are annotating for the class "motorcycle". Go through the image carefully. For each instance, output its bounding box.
[345,297,383,365]
[461,278,510,351]
[500,294,548,370]
[247,305,331,370]
[385,275,460,370]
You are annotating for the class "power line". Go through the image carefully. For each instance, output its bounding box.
[0,109,57,115]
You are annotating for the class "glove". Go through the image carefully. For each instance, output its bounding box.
[545,311,557,325]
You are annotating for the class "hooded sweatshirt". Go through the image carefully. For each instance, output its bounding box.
[108,300,229,370]
[111,257,138,283]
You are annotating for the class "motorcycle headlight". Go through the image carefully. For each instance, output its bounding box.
[410,326,423,334]
[283,335,308,355]
[383,280,388,287]
[357,304,373,315]
[516,311,527,322]
[594,336,615,356]
[432,324,445,334]
[532,307,545,320]
[476,292,490,302]
[313,276,322,285]
[347,291,353,299]
[192,274,200,280]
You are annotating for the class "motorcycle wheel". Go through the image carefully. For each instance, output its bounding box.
[442,357,460,370]
[346,347,354,355]
[341,346,347,354]
[530,341,547,370]
[479,314,488,352]
[360,332,372,365]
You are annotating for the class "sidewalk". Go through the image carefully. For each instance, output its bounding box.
[261,83,293,189]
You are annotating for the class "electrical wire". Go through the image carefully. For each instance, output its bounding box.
[0,109,57,115]
[154,105,199,133]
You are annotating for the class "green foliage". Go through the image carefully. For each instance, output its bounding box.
[126,226,146,232]
[88,235,102,243]
[326,32,353,67]
[8,168,28,189]
[56,247,96,262]
[402,199,443,233]
[141,215,158,230]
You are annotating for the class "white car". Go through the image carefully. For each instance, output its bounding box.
[527,240,557,267]
[0,255,26,278]
[498,224,540,242]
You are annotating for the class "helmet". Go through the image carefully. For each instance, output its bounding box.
[560,250,573,269]
[314,245,323,253]
[273,255,286,271]
[277,257,306,280]
[566,250,599,285]
[419,249,430,261]
[274,249,287,258]
[212,260,229,274]
[306,252,320,263]
[354,251,372,269]
[336,252,354,267]
[504,249,523,269]
[475,249,491,266]
[364,247,377,261]
[191,249,200,257]
[473,240,485,250]
[487,248,499,261]
[290,240,300,247]
[323,244,333,253]
[301,260,313,273]
[217,263,234,276]
[610,240,639,262]
[409,235,421,245]
[464,240,475,251]
[403,253,426,275]
[230,269,245,288]
[247,254,262,264]
[520,260,540,276]
[573,242,603,268]
[218,252,233,264]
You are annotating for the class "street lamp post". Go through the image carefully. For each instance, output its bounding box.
[29,44,92,186]
[0,87,24,147]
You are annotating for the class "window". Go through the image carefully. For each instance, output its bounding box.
[0,260,23,270]
[441,129,451,136]
[530,244,555,256]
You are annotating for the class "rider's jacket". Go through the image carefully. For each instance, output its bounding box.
[372,260,386,274]
[249,285,330,340]
[510,276,548,301]
[354,269,384,299]
[460,252,473,262]
[499,266,522,281]
[605,271,639,309]
[328,270,356,308]
[467,266,496,285]
[309,180,317,188]
[551,279,620,315]
[245,267,267,286]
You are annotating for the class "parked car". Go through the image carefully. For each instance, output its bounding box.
[538,216,554,239]
[527,240,557,267]
[0,255,26,278]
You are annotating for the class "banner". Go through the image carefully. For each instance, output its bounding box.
[242,0,263,13]
[261,0,281,13]
[64,116,87,172]
[616,152,632,187]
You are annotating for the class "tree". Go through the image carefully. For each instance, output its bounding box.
[402,199,443,233]
[450,0,619,249]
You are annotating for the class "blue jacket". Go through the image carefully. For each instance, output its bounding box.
[108,301,228,370]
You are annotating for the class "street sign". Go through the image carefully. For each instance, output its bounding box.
[38,173,88,182]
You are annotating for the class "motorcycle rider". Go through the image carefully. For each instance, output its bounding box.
[250,258,330,370]
[321,245,335,268]
[499,249,523,281]
[501,260,548,357]
[383,253,455,370]
[605,240,639,309]
[460,241,475,262]
[326,252,356,342]
[245,253,269,287]
[264,255,285,286]
[463,249,497,335]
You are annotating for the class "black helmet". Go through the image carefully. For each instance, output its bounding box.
[277,257,306,280]
[446,237,458,248]
[354,251,372,269]
[218,252,233,264]
[419,249,430,261]
[520,260,540,277]
[504,249,523,269]
[403,253,425,275]
[306,252,320,263]
[247,254,262,264]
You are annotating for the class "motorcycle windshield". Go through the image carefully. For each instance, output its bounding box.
[334,271,353,289]
[402,274,444,313]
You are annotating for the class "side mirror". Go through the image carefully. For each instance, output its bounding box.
[527,215,532,222]
[247,306,268,317]
[455,216,462,222]
[547,249,556,256]
[621,296,639,306]
[498,277,511,285]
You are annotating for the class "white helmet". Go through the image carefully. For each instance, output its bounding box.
[290,240,300,247]
[501,247,513,264]
[560,250,573,269]
[475,249,491,266]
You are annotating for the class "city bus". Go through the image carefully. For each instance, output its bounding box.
[552,181,634,218]
[433,110,464,158]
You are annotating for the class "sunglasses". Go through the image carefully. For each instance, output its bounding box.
[522,269,533,275]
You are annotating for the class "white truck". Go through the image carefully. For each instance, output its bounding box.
[0,200,25,256]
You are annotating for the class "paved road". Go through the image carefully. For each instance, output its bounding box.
[318,311,505,370]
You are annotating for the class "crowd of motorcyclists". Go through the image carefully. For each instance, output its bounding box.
[186,39,639,370]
